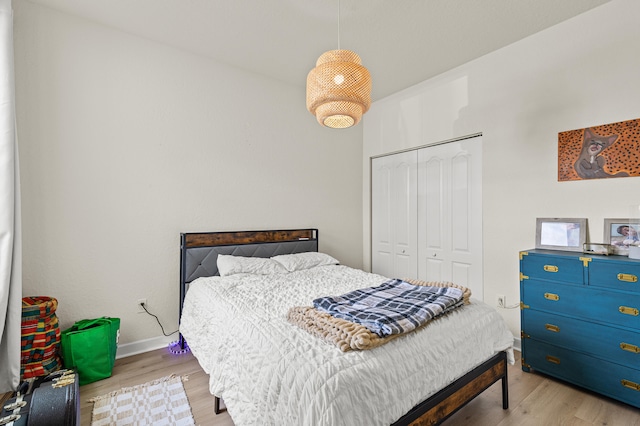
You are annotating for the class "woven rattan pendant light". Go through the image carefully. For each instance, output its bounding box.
[306,1,371,129]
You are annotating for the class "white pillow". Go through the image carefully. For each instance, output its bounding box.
[271,252,339,272]
[217,255,288,277]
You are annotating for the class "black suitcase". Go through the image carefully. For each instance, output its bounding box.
[0,369,79,426]
[0,391,31,426]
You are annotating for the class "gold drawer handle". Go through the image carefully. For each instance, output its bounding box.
[545,355,560,364]
[619,306,639,316]
[618,273,638,283]
[543,265,558,272]
[621,379,640,391]
[545,324,560,333]
[620,342,640,353]
[544,293,560,301]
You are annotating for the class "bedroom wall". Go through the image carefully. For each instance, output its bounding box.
[13,1,363,354]
[363,0,640,340]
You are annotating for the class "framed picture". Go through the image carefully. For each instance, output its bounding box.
[604,218,640,255]
[558,117,640,182]
[535,218,588,252]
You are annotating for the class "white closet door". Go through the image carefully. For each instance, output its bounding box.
[417,137,483,299]
[371,150,418,279]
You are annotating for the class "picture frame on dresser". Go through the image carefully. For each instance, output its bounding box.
[604,218,640,255]
[535,218,587,252]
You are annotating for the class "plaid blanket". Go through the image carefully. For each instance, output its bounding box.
[313,279,464,337]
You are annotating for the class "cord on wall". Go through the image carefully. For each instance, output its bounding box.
[498,298,521,309]
[139,302,178,336]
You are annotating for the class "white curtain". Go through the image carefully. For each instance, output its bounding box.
[0,0,21,393]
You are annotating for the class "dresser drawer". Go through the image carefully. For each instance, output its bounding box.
[524,340,640,408]
[520,251,584,285]
[589,258,640,294]
[522,309,640,368]
[521,279,640,330]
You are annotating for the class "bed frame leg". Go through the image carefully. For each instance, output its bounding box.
[501,363,509,409]
[214,396,227,415]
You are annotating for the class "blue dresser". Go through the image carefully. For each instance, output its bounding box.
[520,249,640,408]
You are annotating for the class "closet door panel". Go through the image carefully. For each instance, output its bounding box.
[423,155,444,251]
[451,153,471,252]
[393,159,414,259]
[452,261,472,289]
[371,151,417,278]
[424,258,443,282]
[418,149,447,281]
[372,157,394,278]
[392,152,417,279]
[417,137,483,300]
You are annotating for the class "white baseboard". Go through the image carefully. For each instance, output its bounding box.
[513,336,521,353]
[116,335,177,359]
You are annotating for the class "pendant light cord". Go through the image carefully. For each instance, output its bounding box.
[337,0,341,50]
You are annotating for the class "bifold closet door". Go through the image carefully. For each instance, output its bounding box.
[371,150,418,279]
[417,137,483,299]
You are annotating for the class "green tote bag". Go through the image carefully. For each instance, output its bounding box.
[60,317,120,385]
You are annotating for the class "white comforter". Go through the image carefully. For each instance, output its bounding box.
[180,265,514,426]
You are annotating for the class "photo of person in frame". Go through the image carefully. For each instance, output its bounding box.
[611,223,640,247]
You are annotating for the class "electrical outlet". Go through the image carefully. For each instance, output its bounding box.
[137,298,147,314]
[497,294,506,308]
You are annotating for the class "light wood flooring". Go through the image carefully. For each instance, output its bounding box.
[73,348,638,425]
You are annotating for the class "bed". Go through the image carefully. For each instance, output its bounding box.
[179,229,514,426]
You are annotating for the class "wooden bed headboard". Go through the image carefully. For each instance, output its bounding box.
[178,229,318,348]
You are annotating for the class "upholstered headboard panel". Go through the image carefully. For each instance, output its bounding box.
[183,240,318,283]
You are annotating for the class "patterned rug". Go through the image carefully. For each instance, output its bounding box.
[89,375,195,425]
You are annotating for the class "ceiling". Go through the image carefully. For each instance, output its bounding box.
[24,0,610,101]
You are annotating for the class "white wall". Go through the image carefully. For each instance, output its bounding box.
[13,1,363,354]
[363,0,640,338]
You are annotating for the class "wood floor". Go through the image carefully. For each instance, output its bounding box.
[73,348,637,425]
